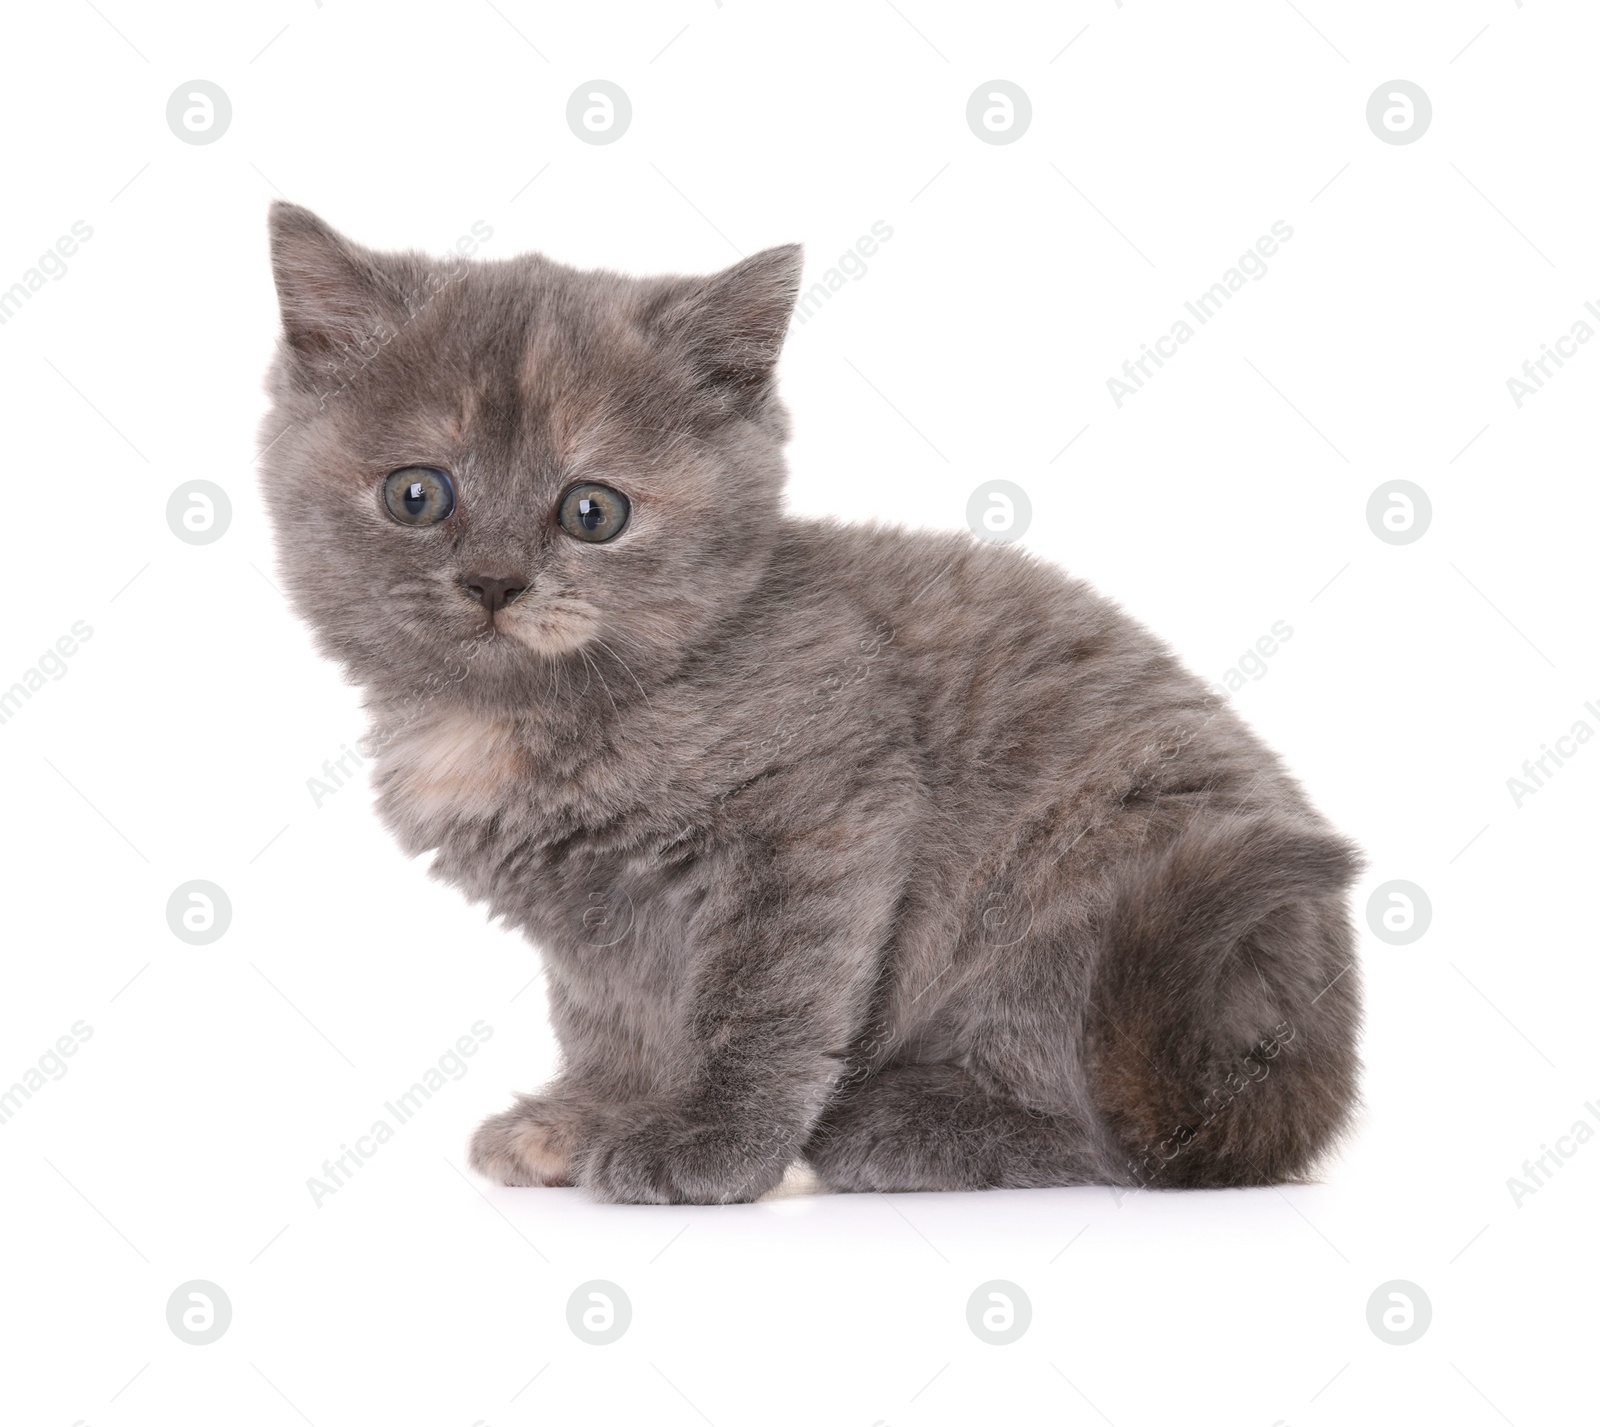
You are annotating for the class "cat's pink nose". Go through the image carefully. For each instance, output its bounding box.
[461,572,527,613]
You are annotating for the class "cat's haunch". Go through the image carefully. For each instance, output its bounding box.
[260,202,1362,1204]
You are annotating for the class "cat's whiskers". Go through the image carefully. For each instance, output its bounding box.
[539,647,568,704]
[569,645,592,696]
[578,647,620,717]
[590,635,653,712]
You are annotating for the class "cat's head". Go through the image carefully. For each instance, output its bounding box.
[258,202,801,702]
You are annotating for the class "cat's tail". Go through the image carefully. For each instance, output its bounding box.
[1085,813,1364,1188]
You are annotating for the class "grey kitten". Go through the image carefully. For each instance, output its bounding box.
[259,202,1362,1204]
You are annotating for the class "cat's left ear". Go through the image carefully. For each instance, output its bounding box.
[657,244,803,412]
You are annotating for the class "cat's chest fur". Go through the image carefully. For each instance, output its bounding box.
[370,699,673,858]
[370,700,700,956]
[373,706,531,840]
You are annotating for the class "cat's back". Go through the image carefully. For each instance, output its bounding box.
[771,516,1286,812]
[776,516,1205,727]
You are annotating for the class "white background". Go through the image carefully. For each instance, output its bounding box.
[1,2,1595,1424]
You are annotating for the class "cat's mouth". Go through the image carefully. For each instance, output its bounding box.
[479,597,599,658]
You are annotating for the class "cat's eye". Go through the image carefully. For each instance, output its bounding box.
[558,483,630,543]
[383,466,456,526]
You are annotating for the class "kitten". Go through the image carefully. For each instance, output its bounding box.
[260,202,1363,1204]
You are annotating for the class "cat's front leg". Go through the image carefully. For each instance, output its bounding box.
[474,1087,798,1200]
[469,1082,603,1187]
[573,1101,798,1205]
[569,843,901,1205]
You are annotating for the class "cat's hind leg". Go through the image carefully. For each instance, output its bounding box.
[802,1062,1111,1192]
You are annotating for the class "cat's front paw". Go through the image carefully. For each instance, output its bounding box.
[470,1096,584,1187]
[574,1108,793,1205]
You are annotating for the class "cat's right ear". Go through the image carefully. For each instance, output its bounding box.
[267,201,405,369]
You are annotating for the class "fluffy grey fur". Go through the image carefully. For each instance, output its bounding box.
[259,202,1363,1204]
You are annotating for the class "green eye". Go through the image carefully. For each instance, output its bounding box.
[558,483,630,543]
[383,466,455,526]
